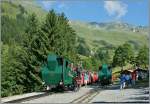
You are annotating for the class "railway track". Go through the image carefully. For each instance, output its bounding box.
[70,84,116,103]
[3,85,114,103]
[3,87,89,103]
[70,87,100,103]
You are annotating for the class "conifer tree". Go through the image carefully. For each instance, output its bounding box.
[22,13,43,92]
[136,45,149,68]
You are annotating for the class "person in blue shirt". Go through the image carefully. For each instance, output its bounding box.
[125,74,130,87]
[120,74,126,90]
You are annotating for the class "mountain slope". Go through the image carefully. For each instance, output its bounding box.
[69,21,148,51]
[89,21,148,35]
[1,0,46,21]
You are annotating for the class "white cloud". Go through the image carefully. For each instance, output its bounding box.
[104,1,128,19]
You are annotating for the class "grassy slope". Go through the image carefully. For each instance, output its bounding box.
[1,0,46,21]
[12,0,46,19]
[1,1,20,18]
[70,21,148,51]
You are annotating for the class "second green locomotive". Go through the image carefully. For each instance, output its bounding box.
[98,64,112,86]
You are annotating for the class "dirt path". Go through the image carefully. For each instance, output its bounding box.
[90,84,149,103]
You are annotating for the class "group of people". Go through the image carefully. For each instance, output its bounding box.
[120,70,136,89]
[68,63,95,87]
[120,66,149,90]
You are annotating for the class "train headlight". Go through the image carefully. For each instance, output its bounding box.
[60,81,63,85]
[42,82,45,85]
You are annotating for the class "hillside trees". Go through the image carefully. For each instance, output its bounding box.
[112,43,134,71]
[95,47,111,64]
[77,43,90,56]
[1,2,27,44]
[1,43,26,97]
[1,2,29,96]
[124,43,134,62]
[112,43,149,71]
[41,10,77,61]
[136,45,149,68]
[90,57,101,71]
[77,38,90,56]
[21,13,45,92]
[1,15,27,44]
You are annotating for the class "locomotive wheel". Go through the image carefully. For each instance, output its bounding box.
[69,80,79,92]
[45,85,52,92]
[73,81,80,92]
[63,86,68,91]
[55,85,64,92]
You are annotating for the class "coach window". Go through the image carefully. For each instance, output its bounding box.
[57,58,63,66]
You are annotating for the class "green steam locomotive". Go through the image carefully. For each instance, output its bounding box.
[98,64,112,86]
[40,54,79,91]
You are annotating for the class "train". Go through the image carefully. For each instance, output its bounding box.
[40,54,80,91]
[98,64,112,86]
[40,54,112,91]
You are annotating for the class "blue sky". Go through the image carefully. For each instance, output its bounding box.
[37,0,149,26]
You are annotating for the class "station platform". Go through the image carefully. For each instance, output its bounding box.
[1,92,45,103]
